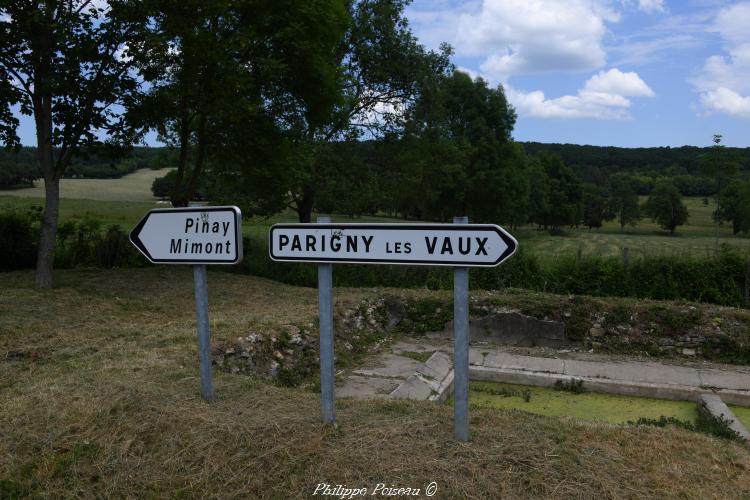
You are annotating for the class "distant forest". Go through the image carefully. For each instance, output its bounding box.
[522,142,750,196]
[3,142,748,196]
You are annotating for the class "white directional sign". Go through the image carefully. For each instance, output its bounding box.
[269,223,517,267]
[130,206,243,264]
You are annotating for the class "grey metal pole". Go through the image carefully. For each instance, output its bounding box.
[453,215,470,441]
[317,216,336,424]
[187,202,214,402]
[193,264,215,402]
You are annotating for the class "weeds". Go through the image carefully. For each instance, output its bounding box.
[629,413,741,442]
[553,379,587,394]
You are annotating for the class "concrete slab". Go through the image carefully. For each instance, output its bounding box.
[353,353,423,379]
[337,375,400,399]
[469,348,485,366]
[390,375,434,400]
[482,351,565,373]
[700,394,750,443]
[562,359,703,387]
[699,368,750,392]
[391,341,439,354]
[422,352,452,379]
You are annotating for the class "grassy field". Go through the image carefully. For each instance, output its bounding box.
[1,268,749,498]
[1,172,749,259]
[1,168,170,202]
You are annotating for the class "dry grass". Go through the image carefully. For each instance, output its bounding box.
[1,269,750,499]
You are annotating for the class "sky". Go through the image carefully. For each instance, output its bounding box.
[8,0,750,149]
[405,0,750,147]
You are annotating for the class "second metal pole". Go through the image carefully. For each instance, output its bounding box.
[317,216,336,424]
[453,215,470,441]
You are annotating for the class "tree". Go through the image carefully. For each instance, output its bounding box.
[281,0,451,222]
[0,1,141,288]
[644,178,688,234]
[531,152,582,231]
[129,0,348,212]
[715,179,750,235]
[582,183,612,230]
[700,134,740,235]
[609,174,641,232]
[402,70,518,222]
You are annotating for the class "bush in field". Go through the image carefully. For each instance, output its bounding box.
[55,218,142,269]
[235,235,748,307]
[644,178,689,234]
[0,210,38,270]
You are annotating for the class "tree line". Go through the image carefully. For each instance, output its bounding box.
[1,0,749,289]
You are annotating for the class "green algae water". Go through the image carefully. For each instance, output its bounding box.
[465,381,698,424]
[730,405,750,430]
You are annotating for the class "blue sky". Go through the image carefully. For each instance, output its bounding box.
[405,0,750,147]
[9,1,749,149]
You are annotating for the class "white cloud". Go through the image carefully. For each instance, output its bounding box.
[457,0,614,80]
[584,68,655,96]
[507,68,654,119]
[692,2,750,118]
[633,0,666,13]
[699,87,750,118]
[409,0,669,83]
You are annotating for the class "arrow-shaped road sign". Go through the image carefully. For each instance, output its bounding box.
[130,206,243,265]
[269,223,517,267]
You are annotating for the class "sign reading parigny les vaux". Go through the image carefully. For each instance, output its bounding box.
[130,206,242,264]
[269,224,517,267]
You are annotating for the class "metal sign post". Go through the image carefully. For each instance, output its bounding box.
[193,263,214,401]
[453,216,470,441]
[130,205,243,402]
[317,216,336,424]
[269,220,517,438]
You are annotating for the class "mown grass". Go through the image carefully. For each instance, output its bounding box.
[0,168,170,202]
[1,269,750,498]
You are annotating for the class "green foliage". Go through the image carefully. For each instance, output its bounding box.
[130,0,349,208]
[644,178,689,234]
[715,178,750,235]
[472,384,532,402]
[553,379,587,394]
[582,183,613,230]
[630,412,741,442]
[235,235,749,307]
[530,153,583,230]
[55,218,142,269]
[151,169,205,201]
[400,70,519,222]
[0,209,38,271]
[610,174,641,231]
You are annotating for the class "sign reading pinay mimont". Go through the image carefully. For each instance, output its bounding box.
[130,206,243,265]
[269,223,517,267]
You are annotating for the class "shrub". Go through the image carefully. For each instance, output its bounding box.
[0,210,38,271]
[233,234,749,307]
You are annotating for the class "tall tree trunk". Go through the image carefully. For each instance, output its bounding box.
[296,185,315,223]
[35,175,59,288]
[34,108,58,288]
[33,84,57,288]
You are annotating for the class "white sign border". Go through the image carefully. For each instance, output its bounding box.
[268,223,518,267]
[130,205,243,265]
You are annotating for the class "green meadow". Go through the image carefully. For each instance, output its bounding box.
[1,170,749,260]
